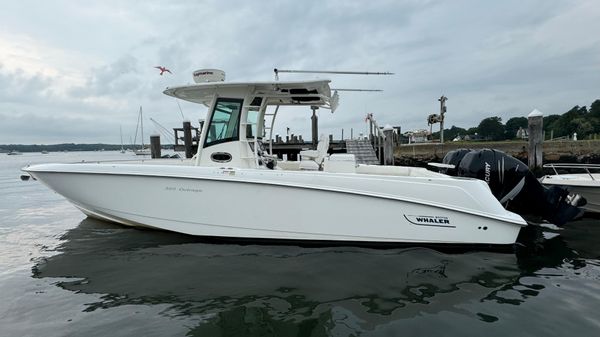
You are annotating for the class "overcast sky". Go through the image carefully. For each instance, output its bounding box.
[1,0,599,144]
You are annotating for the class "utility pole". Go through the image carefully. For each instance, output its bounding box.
[438,96,448,144]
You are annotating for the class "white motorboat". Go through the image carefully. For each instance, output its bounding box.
[24,70,527,246]
[541,163,600,213]
[133,148,151,156]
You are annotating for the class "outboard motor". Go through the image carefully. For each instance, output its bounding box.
[441,149,585,226]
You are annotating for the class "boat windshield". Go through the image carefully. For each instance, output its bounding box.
[204,98,242,147]
[246,110,259,138]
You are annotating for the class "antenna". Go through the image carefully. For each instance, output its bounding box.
[332,88,383,92]
[274,68,394,80]
[175,98,185,120]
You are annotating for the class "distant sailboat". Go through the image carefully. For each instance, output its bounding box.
[120,126,125,153]
[133,106,150,156]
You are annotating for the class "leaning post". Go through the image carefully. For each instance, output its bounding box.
[527,109,544,171]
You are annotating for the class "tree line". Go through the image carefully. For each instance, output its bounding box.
[0,143,173,153]
[432,99,600,141]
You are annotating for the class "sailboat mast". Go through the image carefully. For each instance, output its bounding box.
[140,106,144,150]
[120,125,124,151]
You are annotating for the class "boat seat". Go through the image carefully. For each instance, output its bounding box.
[300,134,329,170]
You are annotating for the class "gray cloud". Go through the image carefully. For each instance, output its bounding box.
[0,0,598,144]
[0,65,54,105]
[71,54,142,97]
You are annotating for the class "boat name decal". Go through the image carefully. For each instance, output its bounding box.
[165,186,203,193]
[221,169,236,176]
[404,215,455,228]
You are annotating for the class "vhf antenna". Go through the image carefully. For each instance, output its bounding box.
[273,68,394,80]
[332,88,383,92]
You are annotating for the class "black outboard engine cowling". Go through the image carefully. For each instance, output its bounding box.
[441,149,585,226]
[440,148,471,176]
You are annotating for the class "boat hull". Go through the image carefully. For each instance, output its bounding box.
[552,185,600,213]
[25,164,526,246]
[541,174,600,213]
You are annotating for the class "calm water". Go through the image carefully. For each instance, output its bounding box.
[1,152,600,337]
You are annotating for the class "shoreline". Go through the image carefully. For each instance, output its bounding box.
[394,139,600,166]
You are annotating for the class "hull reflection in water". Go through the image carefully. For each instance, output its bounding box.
[32,218,531,335]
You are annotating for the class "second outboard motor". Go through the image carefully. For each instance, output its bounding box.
[442,149,585,226]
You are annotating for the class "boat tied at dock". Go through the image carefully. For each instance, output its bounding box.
[25,68,585,247]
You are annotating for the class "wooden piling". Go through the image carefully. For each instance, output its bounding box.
[150,135,161,159]
[528,109,544,170]
[311,106,319,149]
[383,125,394,165]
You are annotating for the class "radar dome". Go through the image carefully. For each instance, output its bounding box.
[192,69,225,83]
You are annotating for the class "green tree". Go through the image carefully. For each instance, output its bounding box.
[446,125,467,140]
[431,125,467,141]
[590,99,600,119]
[589,99,600,135]
[478,116,505,140]
[570,117,593,137]
[466,127,479,135]
[548,106,587,138]
[544,114,561,133]
[505,117,528,139]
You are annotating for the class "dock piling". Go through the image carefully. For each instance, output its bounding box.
[150,135,161,159]
[528,109,544,170]
[383,125,394,165]
[311,106,319,149]
[183,121,193,158]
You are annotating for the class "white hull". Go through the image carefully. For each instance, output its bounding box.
[25,163,526,246]
[569,186,600,213]
[541,173,600,213]
[134,149,151,156]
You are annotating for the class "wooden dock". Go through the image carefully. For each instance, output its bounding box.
[168,120,398,163]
